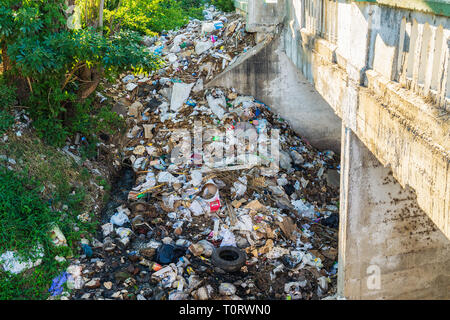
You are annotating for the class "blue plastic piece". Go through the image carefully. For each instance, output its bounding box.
[81,244,93,258]
[48,272,68,296]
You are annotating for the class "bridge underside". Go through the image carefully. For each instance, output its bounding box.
[208,21,450,298]
[339,127,449,299]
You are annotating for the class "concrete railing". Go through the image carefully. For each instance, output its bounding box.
[234,0,249,13]
[395,17,450,109]
[237,0,450,110]
[302,0,338,44]
[293,0,450,110]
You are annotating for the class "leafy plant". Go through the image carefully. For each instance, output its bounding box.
[0,110,14,134]
[0,164,98,299]
[94,105,126,134]
[96,175,111,191]
[178,0,206,20]
[104,0,205,36]
[0,166,54,257]
[0,79,16,134]
[0,0,162,146]
[0,80,16,109]
[211,0,235,12]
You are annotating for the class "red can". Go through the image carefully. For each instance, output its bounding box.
[151,263,162,271]
[209,199,221,212]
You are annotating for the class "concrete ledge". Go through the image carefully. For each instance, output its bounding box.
[314,38,337,64]
[366,70,450,155]
[335,51,348,72]
[354,0,450,17]
[286,30,450,238]
[357,87,449,238]
[361,71,450,238]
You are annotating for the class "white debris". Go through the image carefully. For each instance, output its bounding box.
[206,93,226,119]
[170,82,195,111]
[126,82,138,91]
[195,41,213,55]
[0,247,44,274]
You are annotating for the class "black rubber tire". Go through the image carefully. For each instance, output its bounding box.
[211,246,246,272]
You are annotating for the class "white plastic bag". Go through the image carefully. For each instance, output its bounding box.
[219,227,236,247]
[110,211,129,226]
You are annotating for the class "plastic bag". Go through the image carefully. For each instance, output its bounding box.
[219,228,236,247]
[219,283,236,296]
[110,211,129,226]
[49,272,68,296]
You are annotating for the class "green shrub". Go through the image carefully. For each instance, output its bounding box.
[0,81,16,110]
[0,80,15,134]
[0,110,14,134]
[0,165,96,259]
[105,0,205,36]
[66,100,125,160]
[0,164,98,299]
[94,105,126,135]
[179,0,205,8]
[0,166,54,257]
[178,0,206,20]
[0,1,162,147]
[211,0,235,12]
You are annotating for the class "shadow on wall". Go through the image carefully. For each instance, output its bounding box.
[339,131,450,299]
[208,35,343,154]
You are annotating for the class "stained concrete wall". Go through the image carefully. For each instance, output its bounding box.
[339,127,450,299]
[246,0,286,33]
[282,0,450,239]
[284,1,450,299]
[207,35,342,153]
[224,0,450,299]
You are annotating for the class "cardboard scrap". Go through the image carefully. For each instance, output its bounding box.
[277,216,298,241]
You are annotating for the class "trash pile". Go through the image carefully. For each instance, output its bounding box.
[63,6,340,301]
[142,6,255,84]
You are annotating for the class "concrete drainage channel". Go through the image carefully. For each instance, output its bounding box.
[65,6,341,301]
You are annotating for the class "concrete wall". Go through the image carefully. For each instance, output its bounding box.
[246,0,286,33]
[222,0,450,299]
[280,0,450,236]
[207,35,342,153]
[284,0,450,299]
[339,127,450,299]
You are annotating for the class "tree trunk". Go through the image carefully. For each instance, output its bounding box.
[78,65,102,99]
[109,0,121,35]
[1,41,10,72]
[99,0,104,33]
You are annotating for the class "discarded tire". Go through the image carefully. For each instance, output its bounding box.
[211,246,246,272]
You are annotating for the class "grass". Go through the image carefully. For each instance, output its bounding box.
[0,131,106,300]
[0,110,14,134]
[0,74,113,298]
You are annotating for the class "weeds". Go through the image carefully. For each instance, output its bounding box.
[0,134,100,300]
